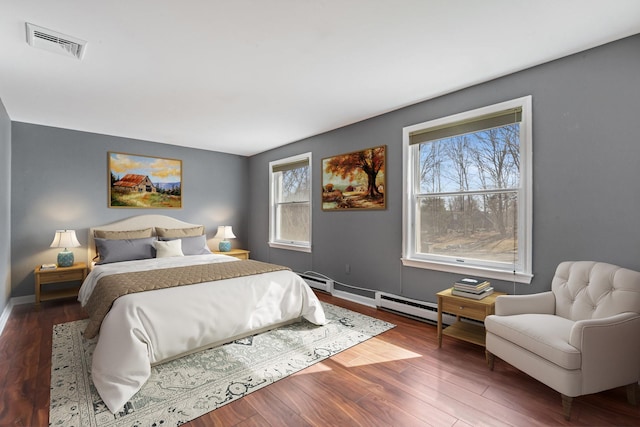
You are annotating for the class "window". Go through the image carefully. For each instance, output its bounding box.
[402,96,532,283]
[269,153,312,252]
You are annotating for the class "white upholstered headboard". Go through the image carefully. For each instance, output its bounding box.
[88,215,204,264]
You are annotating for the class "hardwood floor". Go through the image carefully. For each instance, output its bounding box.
[1,292,638,426]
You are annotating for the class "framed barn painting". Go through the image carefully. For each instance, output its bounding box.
[108,152,182,208]
[322,145,386,211]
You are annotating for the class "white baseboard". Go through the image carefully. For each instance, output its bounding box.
[0,301,11,337]
[0,295,35,337]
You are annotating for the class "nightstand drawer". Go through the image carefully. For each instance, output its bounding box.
[441,299,486,320]
[39,270,85,284]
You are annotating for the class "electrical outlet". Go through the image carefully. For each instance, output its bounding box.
[345,263,350,274]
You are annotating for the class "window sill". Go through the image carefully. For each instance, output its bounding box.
[268,242,312,253]
[401,257,533,284]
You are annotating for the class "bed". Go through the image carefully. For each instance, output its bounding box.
[79,215,327,414]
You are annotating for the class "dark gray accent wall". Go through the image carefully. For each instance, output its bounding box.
[0,97,10,314]
[248,34,640,303]
[11,123,248,298]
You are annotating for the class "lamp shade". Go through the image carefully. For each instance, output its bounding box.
[214,226,236,252]
[50,230,80,267]
[50,230,81,248]
[214,226,236,240]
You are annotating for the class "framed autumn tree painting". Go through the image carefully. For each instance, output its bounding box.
[322,145,386,210]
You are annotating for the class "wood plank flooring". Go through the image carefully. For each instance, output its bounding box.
[0,292,638,426]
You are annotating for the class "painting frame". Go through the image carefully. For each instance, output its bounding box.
[321,145,386,211]
[108,151,183,209]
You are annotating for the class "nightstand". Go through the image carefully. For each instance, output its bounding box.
[34,262,87,305]
[214,249,250,260]
[436,287,505,348]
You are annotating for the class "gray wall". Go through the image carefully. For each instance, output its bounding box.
[0,98,10,313]
[248,34,640,303]
[11,123,248,298]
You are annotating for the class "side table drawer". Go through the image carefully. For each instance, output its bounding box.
[441,299,486,320]
[40,270,85,284]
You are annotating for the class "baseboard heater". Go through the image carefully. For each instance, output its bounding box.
[375,292,457,325]
[297,273,334,294]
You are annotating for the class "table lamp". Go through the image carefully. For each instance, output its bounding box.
[50,229,81,267]
[214,226,236,252]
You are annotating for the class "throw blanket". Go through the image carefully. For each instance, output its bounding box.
[83,260,291,338]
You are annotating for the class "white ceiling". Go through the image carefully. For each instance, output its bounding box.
[1,1,639,156]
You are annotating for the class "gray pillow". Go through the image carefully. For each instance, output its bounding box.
[159,234,212,255]
[95,237,156,264]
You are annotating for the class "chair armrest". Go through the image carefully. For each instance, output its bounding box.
[569,312,640,350]
[494,291,555,316]
[569,313,640,392]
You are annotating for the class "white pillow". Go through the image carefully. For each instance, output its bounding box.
[154,239,184,258]
[159,235,212,255]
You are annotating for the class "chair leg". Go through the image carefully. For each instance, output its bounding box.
[486,350,495,370]
[561,394,573,421]
[626,383,638,406]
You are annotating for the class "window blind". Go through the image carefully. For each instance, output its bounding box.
[271,159,308,173]
[409,107,522,145]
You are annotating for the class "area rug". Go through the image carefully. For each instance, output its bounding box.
[49,302,394,426]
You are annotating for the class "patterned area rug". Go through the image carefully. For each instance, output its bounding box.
[49,302,394,426]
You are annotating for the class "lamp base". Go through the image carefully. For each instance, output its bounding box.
[57,250,74,267]
[218,241,231,252]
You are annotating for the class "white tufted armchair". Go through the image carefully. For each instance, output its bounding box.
[485,261,640,420]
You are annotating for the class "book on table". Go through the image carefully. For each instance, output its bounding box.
[451,287,494,300]
[455,277,489,287]
[453,277,490,293]
[454,282,491,293]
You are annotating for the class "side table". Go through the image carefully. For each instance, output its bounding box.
[213,249,250,260]
[436,287,505,348]
[34,262,87,305]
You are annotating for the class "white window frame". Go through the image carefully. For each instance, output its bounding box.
[402,96,533,283]
[268,152,312,253]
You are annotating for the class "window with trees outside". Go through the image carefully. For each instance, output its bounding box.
[269,152,312,252]
[402,96,532,283]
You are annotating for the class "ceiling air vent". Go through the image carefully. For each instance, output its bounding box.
[25,23,87,60]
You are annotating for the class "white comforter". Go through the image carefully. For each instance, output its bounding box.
[78,254,327,413]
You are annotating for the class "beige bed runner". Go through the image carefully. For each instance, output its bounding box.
[83,260,291,339]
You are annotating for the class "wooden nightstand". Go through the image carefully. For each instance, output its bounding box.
[214,249,250,260]
[34,262,87,305]
[436,287,505,348]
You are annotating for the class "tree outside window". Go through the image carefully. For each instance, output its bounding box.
[418,124,519,264]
